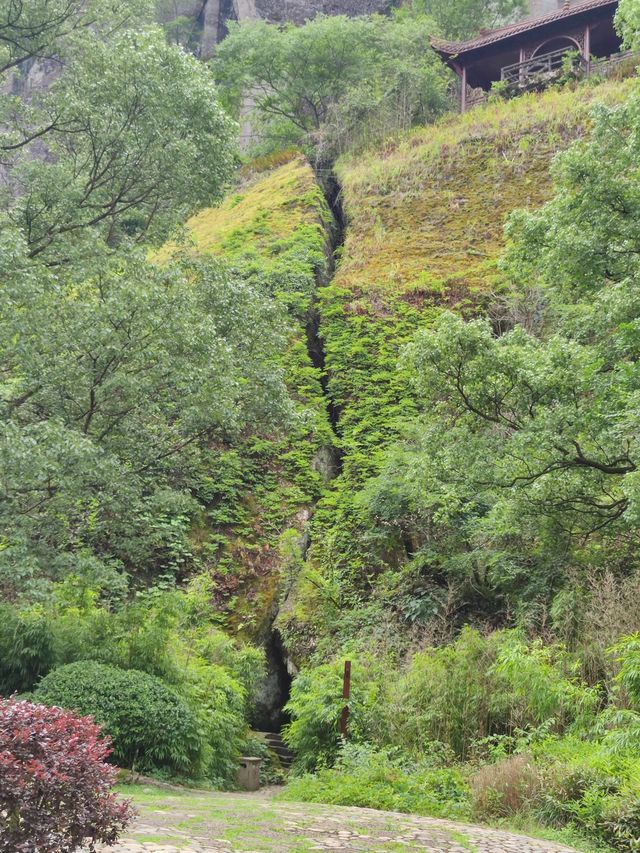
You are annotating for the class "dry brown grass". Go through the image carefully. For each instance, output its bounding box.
[333,78,635,311]
[471,755,543,819]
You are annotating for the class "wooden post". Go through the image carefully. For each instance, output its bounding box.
[584,23,591,73]
[339,660,351,739]
[460,65,467,113]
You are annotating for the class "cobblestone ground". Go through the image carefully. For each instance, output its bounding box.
[96,786,581,853]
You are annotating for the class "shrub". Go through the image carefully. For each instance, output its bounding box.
[34,661,204,776]
[0,605,54,695]
[0,583,256,786]
[394,628,597,759]
[183,661,247,786]
[281,743,471,820]
[541,769,640,851]
[0,698,134,853]
[531,736,640,851]
[471,755,543,819]
[284,657,381,771]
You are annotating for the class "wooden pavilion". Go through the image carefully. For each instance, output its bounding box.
[433,0,625,111]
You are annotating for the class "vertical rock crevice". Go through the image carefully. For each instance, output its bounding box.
[253,169,346,732]
[251,629,293,731]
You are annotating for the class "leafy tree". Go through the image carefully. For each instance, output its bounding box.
[616,0,640,49]
[0,0,151,74]
[362,85,640,616]
[0,0,298,598]
[5,27,236,258]
[214,14,449,160]
[0,249,289,594]
[400,0,527,40]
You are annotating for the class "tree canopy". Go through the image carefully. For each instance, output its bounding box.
[4,25,236,258]
[0,0,292,598]
[214,13,450,161]
[363,85,640,615]
[399,0,527,40]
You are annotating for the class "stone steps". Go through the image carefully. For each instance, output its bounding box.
[254,730,295,769]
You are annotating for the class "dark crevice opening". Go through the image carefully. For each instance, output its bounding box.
[217,0,238,42]
[306,167,347,447]
[250,629,293,733]
[251,171,348,734]
[305,309,341,437]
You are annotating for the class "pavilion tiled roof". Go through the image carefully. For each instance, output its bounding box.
[431,0,618,56]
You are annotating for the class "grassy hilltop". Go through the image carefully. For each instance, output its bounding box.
[279,79,635,657]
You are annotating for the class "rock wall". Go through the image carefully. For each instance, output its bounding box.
[163,0,394,56]
[9,0,392,98]
[253,0,393,25]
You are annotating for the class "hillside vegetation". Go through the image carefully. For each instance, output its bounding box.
[282,79,636,661]
[5,0,640,850]
[160,153,335,637]
[274,77,640,853]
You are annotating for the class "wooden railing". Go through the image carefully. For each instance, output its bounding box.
[500,47,584,86]
[587,50,640,78]
[500,48,640,89]
[458,49,639,113]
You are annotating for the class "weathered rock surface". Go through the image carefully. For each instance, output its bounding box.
[253,0,393,25]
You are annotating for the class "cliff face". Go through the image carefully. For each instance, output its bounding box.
[10,0,393,100]
[158,0,393,58]
[253,0,393,25]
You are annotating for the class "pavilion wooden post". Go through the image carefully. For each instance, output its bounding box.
[460,65,467,113]
[584,23,591,72]
[339,660,351,739]
[519,47,526,85]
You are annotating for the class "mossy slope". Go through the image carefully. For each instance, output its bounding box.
[169,153,335,639]
[278,81,635,660]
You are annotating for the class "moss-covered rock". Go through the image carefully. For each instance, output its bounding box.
[163,152,336,640]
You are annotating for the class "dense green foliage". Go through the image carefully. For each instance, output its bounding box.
[5,0,640,846]
[0,0,295,599]
[35,661,204,775]
[0,0,152,73]
[616,0,640,49]
[5,26,235,258]
[215,14,450,161]
[1,578,263,784]
[285,628,640,850]
[284,630,597,763]
[399,0,526,40]
[277,75,640,853]
[157,154,335,636]
[1,251,289,597]
[362,85,640,625]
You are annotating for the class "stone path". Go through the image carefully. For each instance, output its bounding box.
[97,786,581,853]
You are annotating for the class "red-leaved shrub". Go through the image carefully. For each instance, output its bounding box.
[0,698,135,853]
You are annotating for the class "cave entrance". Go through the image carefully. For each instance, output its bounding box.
[251,629,292,733]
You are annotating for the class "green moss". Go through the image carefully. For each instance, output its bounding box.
[279,79,636,659]
[160,154,335,639]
